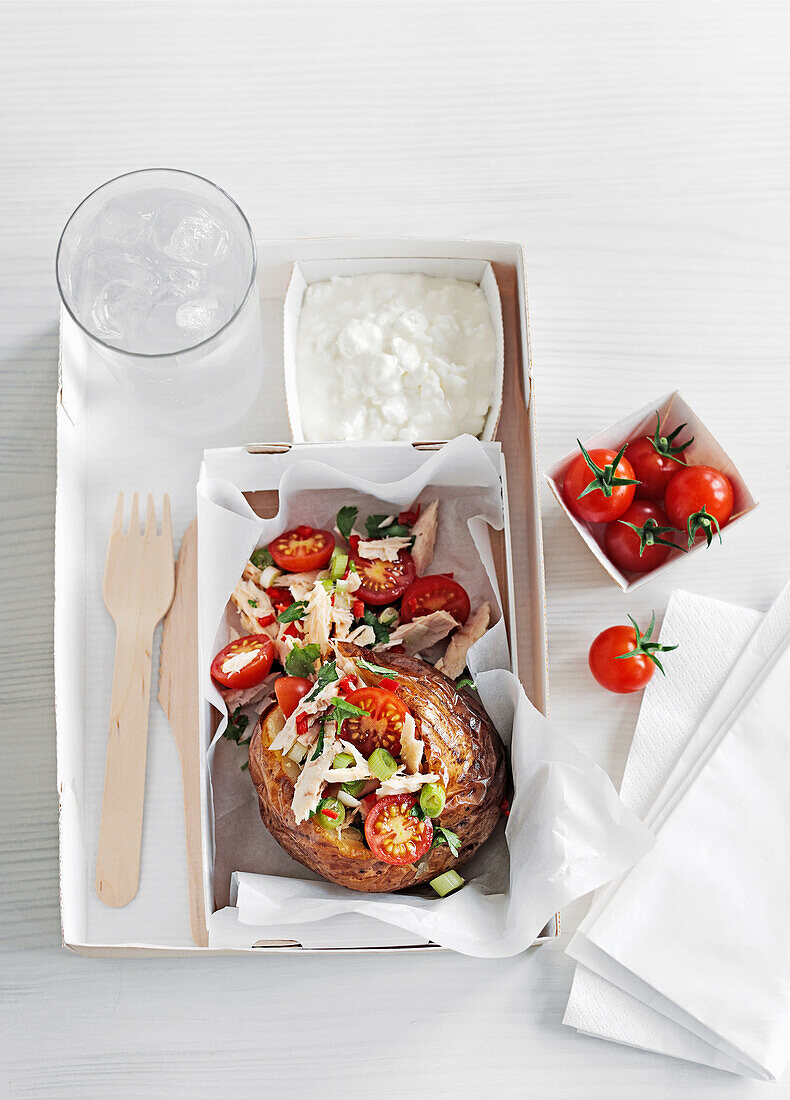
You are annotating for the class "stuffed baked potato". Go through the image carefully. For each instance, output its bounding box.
[248,643,506,893]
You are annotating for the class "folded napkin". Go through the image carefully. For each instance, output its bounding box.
[566,583,790,1080]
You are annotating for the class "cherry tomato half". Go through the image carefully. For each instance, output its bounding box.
[563,448,638,524]
[664,466,734,542]
[211,634,275,690]
[274,676,313,719]
[400,574,471,624]
[364,793,434,865]
[342,686,410,758]
[603,501,679,574]
[627,436,686,501]
[588,625,655,694]
[268,526,335,572]
[350,546,416,606]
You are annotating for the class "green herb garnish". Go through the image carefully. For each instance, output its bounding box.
[431,825,461,858]
[223,707,252,771]
[285,642,321,678]
[361,608,391,644]
[277,600,308,624]
[247,598,258,607]
[365,514,412,540]
[455,677,477,692]
[336,506,358,542]
[356,656,397,678]
[306,660,339,701]
[328,696,369,732]
[310,720,326,761]
[250,546,275,570]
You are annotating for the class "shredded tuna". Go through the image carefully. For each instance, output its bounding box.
[377,771,441,798]
[222,670,278,713]
[356,537,413,561]
[378,609,458,655]
[399,712,423,774]
[303,581,333,655]
[231,578,276,636]
[292,724,339,823]
[269,678,340,753]
[436,602,491,679]
[346,624,376,647]
[410,500,439,575]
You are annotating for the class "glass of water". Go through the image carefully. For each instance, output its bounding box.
[56,168,261,425]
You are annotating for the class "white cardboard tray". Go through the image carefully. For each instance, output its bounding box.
[55,236,552,955]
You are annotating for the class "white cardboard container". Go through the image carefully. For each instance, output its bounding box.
[55,236,552,955]
[283,257,505,443]
[544,390,759,591]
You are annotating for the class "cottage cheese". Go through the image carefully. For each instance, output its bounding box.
[294,273,497,442]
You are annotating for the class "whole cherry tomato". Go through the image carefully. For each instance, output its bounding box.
[563,441,639,524]
[211,634,275,690]
[628,412,694,500]
[274,676,313,719]
[588,612,677,694]
[268,526,335,572]
[665,465,734,546]
[603,501,682,574]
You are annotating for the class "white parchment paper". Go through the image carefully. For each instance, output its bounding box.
[197,435,652,956]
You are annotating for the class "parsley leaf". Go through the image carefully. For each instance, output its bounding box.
[356,657,398,678]
[336,506,358,542]
[431,825,461,858]
[364,514,412,540]
[361,608,391,645]
[410,802,427,821]
[277,600,308,624]
[310,721,326,761]
[455,677,477,692]
[223,707,253,770]
[327,696,369,731]
[250,546,274,570]
[306,660,339,701]
[284,642,321,678]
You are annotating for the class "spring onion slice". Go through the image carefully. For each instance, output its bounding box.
[287,740,309,764]
[430,870,465,897]
[420,782,446,818]
[368,747,397,781]
[378,607,399,626]
[329,548,349,581]
[332,752,355,770]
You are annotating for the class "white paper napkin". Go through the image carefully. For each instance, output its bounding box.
[566,582,790,1080]
[198,435,654,956]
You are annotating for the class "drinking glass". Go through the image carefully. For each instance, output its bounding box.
[56,168,262,425]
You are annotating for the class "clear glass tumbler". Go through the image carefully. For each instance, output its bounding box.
[56,168,262,426]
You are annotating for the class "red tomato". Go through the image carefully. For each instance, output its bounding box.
[399,505,421,526]
[268,526,335,572]
[274,676,313,719]
[603,501,680,574]
[364,793,434,865]
[211,635,275,690]
[628,436,686,501]
[342,686,410,757]
[563,443,638,524]
[350,546,416,606]
[267,587,294,613]
[665,466,734,545]
[400,574,471,624]
[588,612,677,694]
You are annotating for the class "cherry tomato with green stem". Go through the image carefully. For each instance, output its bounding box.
[664,465,734,547]
[563,441,640,524]
[603,501,683,574]
[628,412,694,501]
[588,611,678,694]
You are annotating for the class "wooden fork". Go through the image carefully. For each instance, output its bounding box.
[96,493,175,908]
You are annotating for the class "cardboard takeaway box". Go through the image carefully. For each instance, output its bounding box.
[55,236,553,955]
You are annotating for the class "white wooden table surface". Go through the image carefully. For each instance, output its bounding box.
[2,2,789,1095]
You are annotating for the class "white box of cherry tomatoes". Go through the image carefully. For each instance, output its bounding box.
[543,390,759,591]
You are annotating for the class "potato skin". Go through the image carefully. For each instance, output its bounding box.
[247,645,506,893]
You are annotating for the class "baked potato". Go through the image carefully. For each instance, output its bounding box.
[248,643,506,892]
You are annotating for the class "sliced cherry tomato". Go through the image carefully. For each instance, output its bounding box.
[400,574,471,624]
[268,526,335,572]
[364,793,434,865]
[603,501,680,574]
[342,686,410,757]
[350,546,416,606]
[274,676,313,719]
[211,634,275,690]
[664,465,734,545]
[563,443,639,524]
[588,612,677,694]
